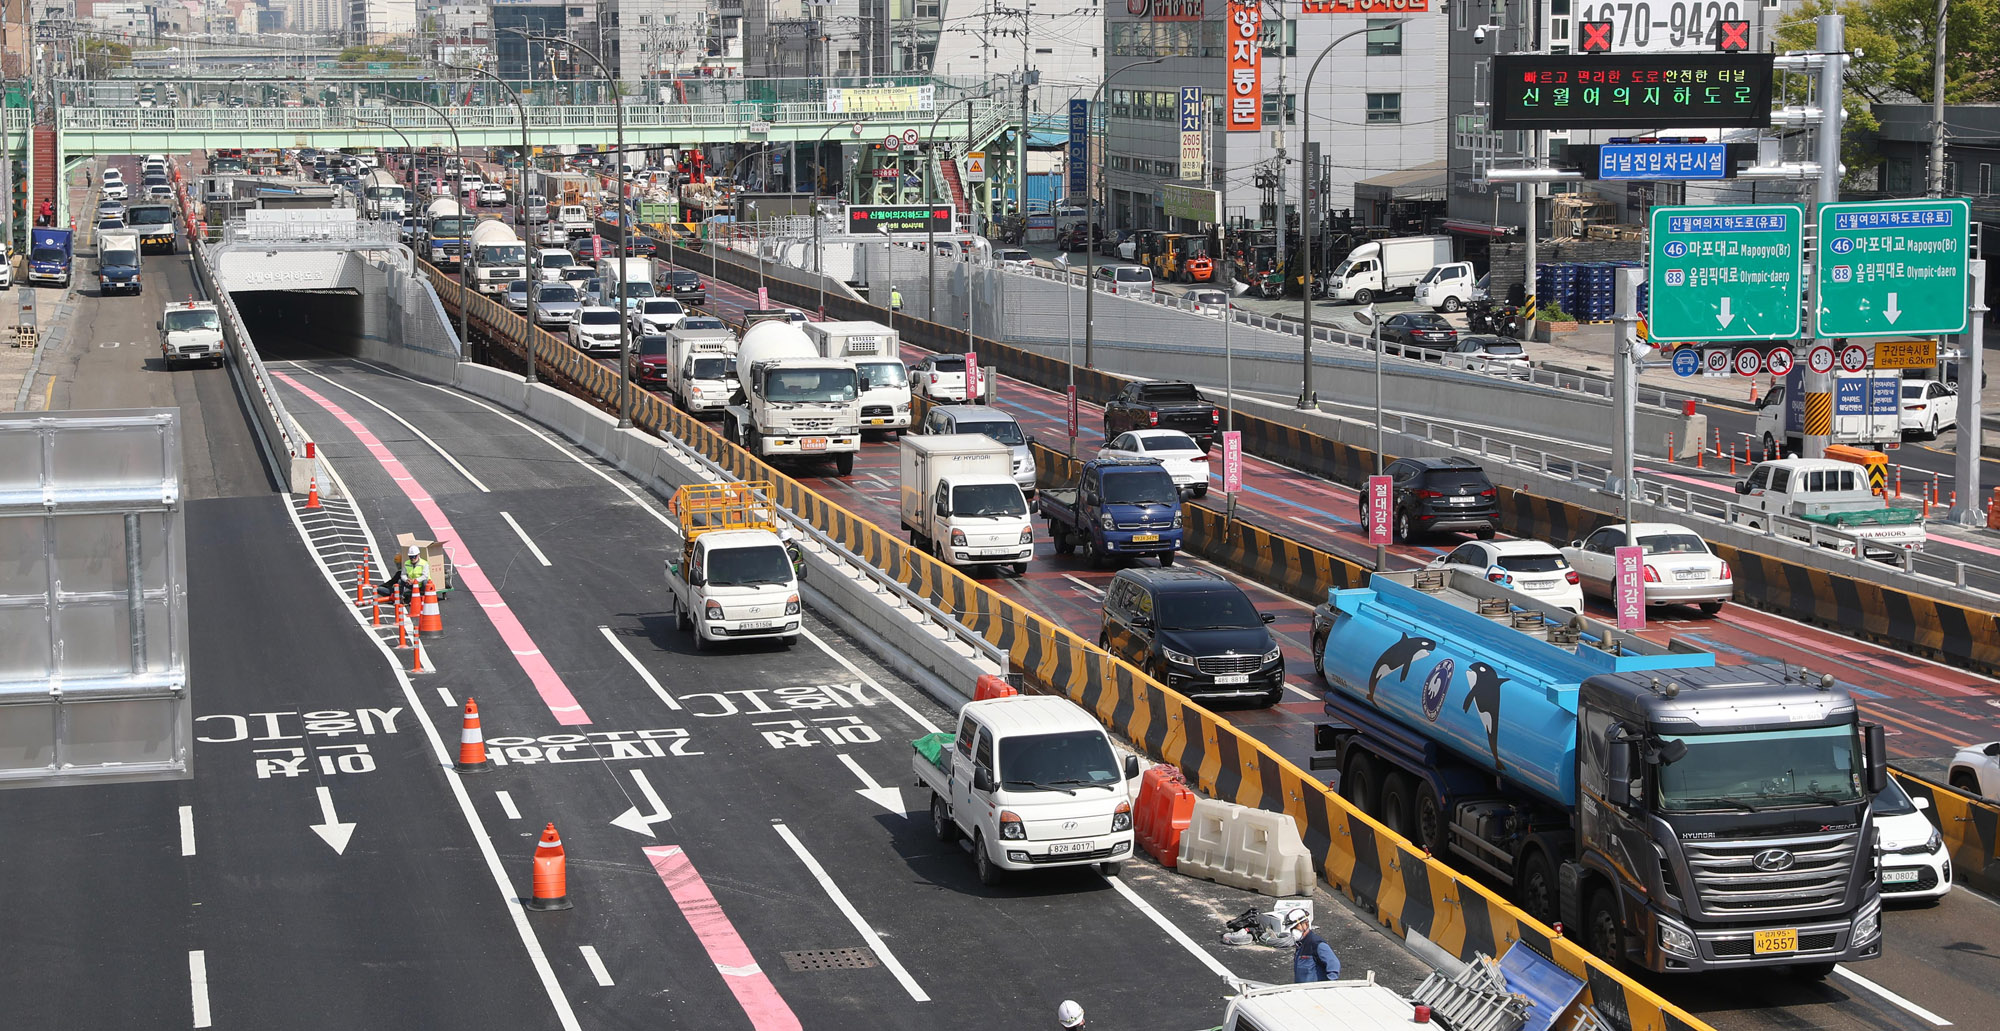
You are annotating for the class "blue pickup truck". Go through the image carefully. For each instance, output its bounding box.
[1038,457,1183,568]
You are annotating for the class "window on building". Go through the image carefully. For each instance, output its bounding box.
[1262,93,1296,125]
[1550,0,1570,49]
[1111,88,1131,119]
[1366,93,1401,124]
[1260,18,1296,57]
[1366,19,1402,56]
[1884,161,1913,194]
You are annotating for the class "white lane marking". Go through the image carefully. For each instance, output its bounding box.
[1102,872,1236,979]
[1834,965,1953,1026]
[294,368,492,492]
[179,805,196,857]
[437,687,457,708]
[579,945,615,987]
[800,626,941,734]
[1063,574,1103,598]
[496,791,522,821]
[189,950,212,1028]
[598,624,682,710]
[772,823,930,1002]
[1285,682,1318,700]
[500,511,554,566]
[279,457,584,1031]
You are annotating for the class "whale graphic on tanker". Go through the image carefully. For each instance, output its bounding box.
[1462,661,1508,772]
[1366,633,1436,704]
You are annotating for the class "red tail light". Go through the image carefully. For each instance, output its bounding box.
[1565,570,1580,584]
[1417,490,1444,499]
[1192,455,1210,462]
[1719,561,1732,580]
[1487,571,1508,583]
[1642,564,1661,583]
[1480,488,1496,497]
[1148,412,1159,426]
[1211,409,1221,424]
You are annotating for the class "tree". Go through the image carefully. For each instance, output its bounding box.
[84,39,131,79]
[338,45,413,66]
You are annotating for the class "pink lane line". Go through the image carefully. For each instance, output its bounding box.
[273,372,592,726]
[645,846,802,1031]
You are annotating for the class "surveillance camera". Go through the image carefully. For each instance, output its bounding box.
[1473,26,1487,43]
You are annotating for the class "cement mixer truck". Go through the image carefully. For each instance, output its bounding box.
[1308,568,1886,977]
[722,318,862,476]
[469,220,529,295]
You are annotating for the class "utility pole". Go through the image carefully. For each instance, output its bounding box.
[1802,13,1846,460]
[1929,0,1948,198]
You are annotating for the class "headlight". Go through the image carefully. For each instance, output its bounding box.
[1019,528,1034,544]
[1111,801,1132,831]
[1162,647,1196,666]
[1853,904,1880,943]
[703,600,723,620]
[784,594,800,615]
[1172,511,1183,528]
[1099,513,1116,531]
[950,529,967,547]
[1262,646,1282,664]
[999,811,1025,839]
[1659,922,1696,957]
[1926,827,1944,853]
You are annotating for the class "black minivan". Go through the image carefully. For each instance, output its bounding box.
[1098,568,1283,707]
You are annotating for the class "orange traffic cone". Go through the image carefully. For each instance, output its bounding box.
[456,698,488,771]
[306,472,321,509]
[395,597,409,647]
[418,580,443,635]
[528,823,573,911]
[411,634,435,675]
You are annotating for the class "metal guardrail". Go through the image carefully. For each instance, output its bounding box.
[59,98,1001,136]
[190,235,309,485]
[222,218,400,245]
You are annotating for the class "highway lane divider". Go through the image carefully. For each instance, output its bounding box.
[1888,768,2000,898]
[427,264,1710,1031]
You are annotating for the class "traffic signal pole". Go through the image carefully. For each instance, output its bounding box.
[1803,13,1846,460]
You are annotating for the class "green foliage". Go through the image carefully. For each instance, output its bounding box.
[83,39,131,78]
[1538,303,1574,323]
[337,45,414,65]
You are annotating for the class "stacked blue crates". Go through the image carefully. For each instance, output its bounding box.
[1534,260,1649,320]
[1535,263,1580,318]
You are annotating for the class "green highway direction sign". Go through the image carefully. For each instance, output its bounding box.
[1648,204,1804,342]
[1815,198,1971,337]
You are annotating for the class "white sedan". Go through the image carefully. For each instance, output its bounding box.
[1426,540,1583,612]
[1901,379,1957,438]
[1561,522,1731,616]
[1097,430,1211,497]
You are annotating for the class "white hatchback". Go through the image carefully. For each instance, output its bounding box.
[1874,777,1951,901]
[1427,540,1583,612]
[1098,429,1211,497]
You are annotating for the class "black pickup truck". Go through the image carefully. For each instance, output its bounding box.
[1101,381,1222,451]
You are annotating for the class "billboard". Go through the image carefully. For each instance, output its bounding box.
[1226,0,1262,132]
[846,204,955,236]
[825,85,935,114]
[1179,87,1205,181]
[1068,99,1090,196]
[1489,52,1775,130]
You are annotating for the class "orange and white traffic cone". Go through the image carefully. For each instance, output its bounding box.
[455,698,488,772]
[396,597,410,648]
[410,633,435,675]
[419,580,443,635]
[357,548,371,609]
[306,472,321,509]
[527,823,573,911]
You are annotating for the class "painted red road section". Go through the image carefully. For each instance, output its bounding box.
[274,371,594,726]
[644,845,803,1031]
[654,258,2000,760]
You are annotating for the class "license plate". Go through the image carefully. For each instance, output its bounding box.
[1674,569,1705,581]
[1447,496,1473,504]
[800,437,828,451]
[1524,580,1557,590]
[865,418,888,425]
[739,619,773,630]
[1131,533,1159,542]
[1214,674,1250,685]
[1047,840,1096,855]
[1882,868,1920,884]
[1753,928,1798,955]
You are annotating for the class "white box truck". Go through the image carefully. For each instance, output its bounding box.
[667,325,740,414]
[1324,235,1453,305]
[805,320,912,434]
[723,320,862,475]
[899,434,1035,574]
[1755,368,1901,455]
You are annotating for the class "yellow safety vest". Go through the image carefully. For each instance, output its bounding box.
[402,557,429,582]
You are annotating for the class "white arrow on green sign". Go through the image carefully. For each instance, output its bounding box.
[1815,197,1970,338]
[1648,204,1804,342]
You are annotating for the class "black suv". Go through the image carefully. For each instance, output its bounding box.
[667,268,706,305]
[1373,457,1500,543]
[1098,568,1283,706]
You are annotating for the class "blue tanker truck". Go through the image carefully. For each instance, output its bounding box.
[1309,567,1885,977]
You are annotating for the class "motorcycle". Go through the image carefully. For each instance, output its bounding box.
[1467,300,1523,338]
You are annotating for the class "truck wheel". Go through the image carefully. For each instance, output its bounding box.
[1354,288,1374,306]
[974,831,1005,886]
[833,452,854,476]
[1762,432,1777,460]
[1441,295,1463,313]
[931,794,959,843]
[1339,750,1381,816]
[1097,861,1123,877]
[1414,781,1450,856]
[1584,887,1623,965]
[1379,772,1417,840]
[673,597,691,632]
[1158,551,1175,567]
[691,625,709,652]
[1310,626,1329,680]
[1515,850,1558,926]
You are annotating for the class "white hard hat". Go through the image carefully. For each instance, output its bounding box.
[407,545,421,557]
[1057,1001,1085,1028]
[1285,906,1312,929]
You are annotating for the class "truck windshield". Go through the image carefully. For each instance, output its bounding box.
[704,544,793,587]
[1100,468,1178,505]
[481,245,527,266]
[952,483,1026,517]
[765,368,858,403]
[1655,724,1863,812]
[1160,590,1261,630]
[1000,731,1121,790]
[164,309,221,332]
[128,208,172,228]
[430,217,470,236]
[690,357,735,380]
[101,249,139,267]
[31,246,65,263]
[857,361,907,388]
[956,419,1024,446]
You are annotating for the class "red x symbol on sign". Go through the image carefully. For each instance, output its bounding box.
[1580,21,1613,52]
[1716,20,1750,51]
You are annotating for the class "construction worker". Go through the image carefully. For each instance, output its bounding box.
[1287,907,1340,983]
[376,544,430,606]
[1056,1000,1085,1029]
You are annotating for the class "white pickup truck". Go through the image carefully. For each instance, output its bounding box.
[662,482,802,649]
[159,299,225,369]
[912,695,1138,885]
[1733,457,1926,556]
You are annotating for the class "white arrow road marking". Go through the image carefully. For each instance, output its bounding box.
[836,753,907,816]
[610,768,674,837]
[1884,292,1903,324]
[1717,297,1735,328]
[309,785,356,854]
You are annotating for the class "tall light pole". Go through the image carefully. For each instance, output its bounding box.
[1084,56,1168,368]
[1299,21,1406,407]
[353,114,420,275]
[924,92,986,322]
[453,57,539,384]
[525,31,632,429]
[402,96,471,361]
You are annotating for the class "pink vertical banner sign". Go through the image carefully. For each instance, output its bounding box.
[1222,431,1243,493]
[1066,385,1078,439]
[1366,475,1392,546]
[964,349,980,400]
[758,286,769,309]
[1614,545,1646,630]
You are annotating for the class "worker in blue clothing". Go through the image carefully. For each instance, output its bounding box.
[1288,907,1340,983]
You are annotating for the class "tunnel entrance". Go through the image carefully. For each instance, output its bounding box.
[231,290,367,362]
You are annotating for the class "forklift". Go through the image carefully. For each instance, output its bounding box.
[1164,234,1214,283]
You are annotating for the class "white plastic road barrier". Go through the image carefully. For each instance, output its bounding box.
[1175,798,1315,898]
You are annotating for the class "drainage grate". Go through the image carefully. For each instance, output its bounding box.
[781,948,879,972]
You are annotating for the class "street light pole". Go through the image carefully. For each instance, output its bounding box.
[402,96,470,362]
[527,32,632,428]
[925,93,985,323]
[1084,56,1167,369]
[454,58,539,384]
[353,114,420,275]
[1299,21,1405,408]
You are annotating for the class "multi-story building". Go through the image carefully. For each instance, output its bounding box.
[349,0,416,40]
[492,0,568,77]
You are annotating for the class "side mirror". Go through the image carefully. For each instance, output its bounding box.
[1260,612,1277,624]
[1124,754,1141,780]
[1734,482,1751,495]
[1607,743,1633,807]
[1914,796,1931,811]
[1131,615,1153,631]
[793,561,806,583]
[1569,540,1583,549]
[1865,723,1889,795]
[972,767,996,793]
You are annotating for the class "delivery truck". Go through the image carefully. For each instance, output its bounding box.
[899,434,1034,574]
[1309,568,1886,976]
[666,324,739,414]
[805,320,912,433]
[1755,368,1900,456]
[95,229,142,294]
[26,227,73,287]
[1324,235,1453,305]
